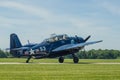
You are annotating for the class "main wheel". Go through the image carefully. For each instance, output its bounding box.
[59,57,64,63]
[26,60,29,63]
[73,56,79,63]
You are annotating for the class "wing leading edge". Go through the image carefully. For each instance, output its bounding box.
[52,40,103,52]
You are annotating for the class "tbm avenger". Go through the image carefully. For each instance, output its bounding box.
[10,33,102,63]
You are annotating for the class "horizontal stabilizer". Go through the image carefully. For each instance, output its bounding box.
[11,47,29,51]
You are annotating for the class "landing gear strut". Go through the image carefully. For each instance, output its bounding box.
[59,56,64,63]
[26,56,32,63]
[72,54,79,63]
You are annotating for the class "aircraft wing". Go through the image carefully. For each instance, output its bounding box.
[52,40,103,52]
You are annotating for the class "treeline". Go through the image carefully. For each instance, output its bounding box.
[78,49,120,59]
[0,49,120,59]
[0,49,12,58]
[66,49,120,59]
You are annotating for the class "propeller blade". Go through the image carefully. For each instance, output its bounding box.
[75,35,80,43]
[84,35,91,42]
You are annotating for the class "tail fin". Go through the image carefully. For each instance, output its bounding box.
[10,33,22,49]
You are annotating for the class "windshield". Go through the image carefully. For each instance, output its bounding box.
[43,34,69,43]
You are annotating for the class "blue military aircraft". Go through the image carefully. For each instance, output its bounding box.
[10,33,102,63]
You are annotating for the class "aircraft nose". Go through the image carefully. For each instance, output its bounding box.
[75,35,84,43]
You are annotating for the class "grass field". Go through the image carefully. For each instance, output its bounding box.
[0,58,120,80]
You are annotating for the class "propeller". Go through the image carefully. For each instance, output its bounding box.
[75,35,91,55]
[84,35,91,42]
[75,35,91,43]
[82,35,91,54]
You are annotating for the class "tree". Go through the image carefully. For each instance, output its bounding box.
[0,49,7,58]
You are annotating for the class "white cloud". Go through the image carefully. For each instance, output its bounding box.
[0,1,53,19]
[99,1,120,16]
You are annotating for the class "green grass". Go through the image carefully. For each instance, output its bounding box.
[0,58,120,80]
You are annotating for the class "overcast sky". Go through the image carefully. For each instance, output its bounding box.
[0,0,120,50]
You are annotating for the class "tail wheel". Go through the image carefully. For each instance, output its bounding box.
[59,57,64,63]
[73,56,79,63]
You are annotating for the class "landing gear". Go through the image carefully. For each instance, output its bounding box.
[73,56,79,63]
[26,56,32,63]
[72,54,79,63]
[59,56,64,63]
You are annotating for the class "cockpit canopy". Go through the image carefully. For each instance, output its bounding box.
[43,34,69,43]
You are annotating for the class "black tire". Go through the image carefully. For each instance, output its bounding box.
[59,57,64,63]
[26,60,29,63]
[73,56,79,63]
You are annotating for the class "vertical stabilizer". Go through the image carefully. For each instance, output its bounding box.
[10,33,22,49]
